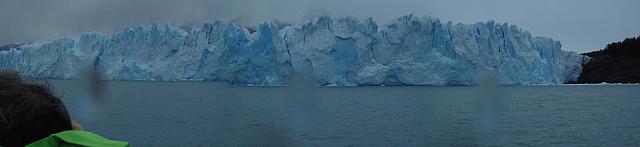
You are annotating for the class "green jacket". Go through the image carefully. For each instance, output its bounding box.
[26,130,129,147]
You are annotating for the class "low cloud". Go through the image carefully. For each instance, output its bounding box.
[1,0,638,52]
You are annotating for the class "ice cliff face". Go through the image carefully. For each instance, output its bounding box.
[0,15,584,86]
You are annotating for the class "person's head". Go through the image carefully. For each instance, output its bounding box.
[0,69,73,147]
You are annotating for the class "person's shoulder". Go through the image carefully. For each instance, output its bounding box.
[27,130,129,147]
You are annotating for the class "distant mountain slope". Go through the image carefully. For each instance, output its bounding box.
[576,36,640,83]
[0,42,25,51]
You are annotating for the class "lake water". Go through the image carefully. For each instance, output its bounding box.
[50,80,640,146]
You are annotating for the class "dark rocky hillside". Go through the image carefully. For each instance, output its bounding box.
[575,36,640,83]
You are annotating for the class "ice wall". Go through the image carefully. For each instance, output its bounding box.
[0,15,585,85]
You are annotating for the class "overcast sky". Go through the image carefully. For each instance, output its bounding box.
[1,0,638,52]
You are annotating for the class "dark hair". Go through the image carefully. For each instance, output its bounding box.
[0,71,72,147]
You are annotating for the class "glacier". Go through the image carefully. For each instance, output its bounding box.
[0,15,586,86]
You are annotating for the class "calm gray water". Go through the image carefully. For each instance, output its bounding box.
[50,80,640,146]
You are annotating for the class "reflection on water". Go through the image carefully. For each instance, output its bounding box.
[50,80,640,146]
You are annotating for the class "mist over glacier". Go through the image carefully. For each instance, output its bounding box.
[0,15,586,86]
